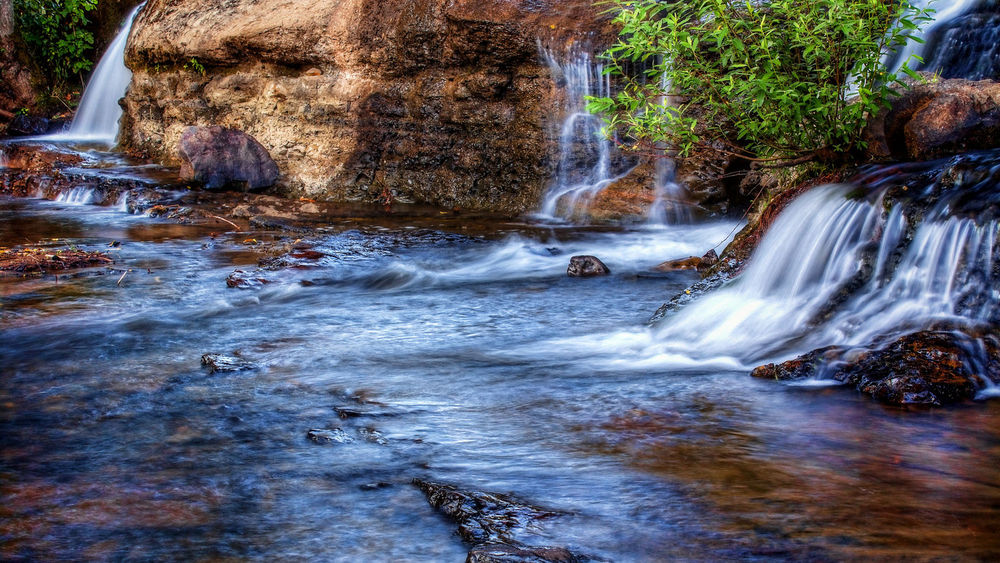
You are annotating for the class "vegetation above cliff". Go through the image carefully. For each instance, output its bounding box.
[14,0,97,88]
[587,0,934,165]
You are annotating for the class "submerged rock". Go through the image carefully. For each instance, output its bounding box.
[306,428,354,444]
[414,479,558,544]
[200,353,258,373]
[752,331,1000,406]
[413,479,583,562]
[567,255,609,277]
[468,543,584,563]
[178,126,279,191]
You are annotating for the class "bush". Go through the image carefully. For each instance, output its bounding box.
[586,0,934,163]
[14,0,98,87]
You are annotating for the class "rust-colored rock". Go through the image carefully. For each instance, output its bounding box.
[752,331,1000,406]
[119,0,616,215]
[864,77,1000,162]
[567,255,609,277]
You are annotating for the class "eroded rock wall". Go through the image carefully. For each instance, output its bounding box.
[120,0,613,215]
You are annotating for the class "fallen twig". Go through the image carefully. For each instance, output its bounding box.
[209,215,242,231]
[117,269,131,286]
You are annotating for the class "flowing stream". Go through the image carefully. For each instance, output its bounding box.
[3,188,1000,561]
[3,2,1000,561]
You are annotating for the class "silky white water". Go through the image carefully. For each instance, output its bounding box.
[44,3,145,145]
[885,0,980,77]
[512,160,1000,374]
[536,44,621,221]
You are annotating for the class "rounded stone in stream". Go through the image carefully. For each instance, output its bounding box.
[567,255,609,277]
[468,543,584,563]
[178,126,279,191]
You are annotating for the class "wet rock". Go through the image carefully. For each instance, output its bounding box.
[752,331,1000,406]
[864,77,1000,162]
[200,353,258,373]
[358,427,389,445]
[750,346,845,381]
[306,428,354,444]
[413,479,559,545]
[6,114,50,136]
[583,161,656,223]
[0,247,114,274]
[468,543,584,563]
[178,126,279,191]
[567,255,609,277]
[225,269,272,288]
[653,256,701,272]
[413,479,584,563]
[699,249,719,270]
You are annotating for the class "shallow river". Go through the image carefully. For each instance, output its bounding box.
[2,195,999,561]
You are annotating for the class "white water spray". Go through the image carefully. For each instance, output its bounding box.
[511,165,1000,375]
[46,3,145,145]
[54,187,97,205]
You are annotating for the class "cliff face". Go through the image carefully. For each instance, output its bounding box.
[120,0,613,215]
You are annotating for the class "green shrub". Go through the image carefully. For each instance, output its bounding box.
[586,0,934,163]
[14,0,98,87]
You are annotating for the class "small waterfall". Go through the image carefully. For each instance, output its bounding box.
[55,187,96,205]
[525,151,1000,373]
[885,0,987,78]
[0,148,7,168]
[537,44,622,220]
[46,3,145,145]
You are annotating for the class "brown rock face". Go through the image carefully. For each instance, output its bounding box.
[864,77,1000,162]
[119,0,614,215]
[0,0,38,116]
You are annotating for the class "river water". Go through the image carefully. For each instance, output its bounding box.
[2,189,1000,561]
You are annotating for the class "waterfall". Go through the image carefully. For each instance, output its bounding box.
[536,44,622,221]
[0,149,7,168]
[885,0,987,79]
[46,3,145,145]
[525,151,1000,372]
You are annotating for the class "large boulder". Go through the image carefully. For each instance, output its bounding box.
[178,126,279,190]
[864,77,1000,162]
[119,0,616,215]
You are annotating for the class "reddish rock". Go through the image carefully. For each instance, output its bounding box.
[567,255,609,277]
[178,126,279,191]
[864,77,1000,162]
[654,256,701,272]
[752,331,1000,406]
[120,0,617,215]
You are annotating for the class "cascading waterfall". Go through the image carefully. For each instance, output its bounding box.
[0,149,7,168]
[537,44,690,224]
[45,3,145,145]
[885,0,988,78]
[520,151,1000,375]
[537,44,623,221]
